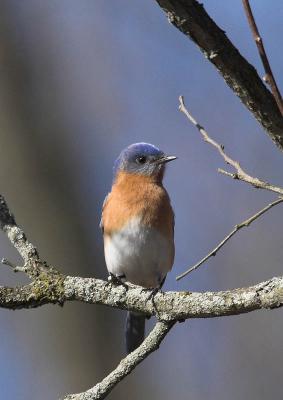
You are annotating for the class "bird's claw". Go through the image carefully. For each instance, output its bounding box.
[147,286,163,301]
[143,286,164,317]
[107,273,128,291]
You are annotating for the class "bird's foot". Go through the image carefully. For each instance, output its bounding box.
[107,273,128,291]
[143,285,164,317]
[147,286,163,301]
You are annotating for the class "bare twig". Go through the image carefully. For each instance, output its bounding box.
[176,197,283,280]
[155,0,283,151]
[63,321,175,400]
[242,0,283,115]
[178,96,283,195]
[1,258,26,273]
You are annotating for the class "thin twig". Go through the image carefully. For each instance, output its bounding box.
[176,197,283,280]
[242,0,283,115]
[178,95,283,196]
[1,258,26,273]
[64,321,175,400]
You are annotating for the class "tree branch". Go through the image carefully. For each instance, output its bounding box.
[176,197,283,280]
[155,0,283,151]
[0,196,39,265]
[1,192,283,320]
[1,192,283,400]
[1,193,283,321]
[178,95,283,195]
[242,0,283,115]
[63,321,175,400]
[2,273,283,319]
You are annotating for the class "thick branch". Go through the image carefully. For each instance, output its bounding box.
[1,193,283,320]
[63,321,175,400]
[2,275,283,321]
[155,0,283,151]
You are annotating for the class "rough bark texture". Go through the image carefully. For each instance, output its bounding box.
[2,275,283,320]
[155,0,283,151]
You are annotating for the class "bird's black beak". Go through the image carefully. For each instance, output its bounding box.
[155,155,177,164]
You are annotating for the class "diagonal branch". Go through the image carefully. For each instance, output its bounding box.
[178,95,283,195]
[155,0,283,151]
[63,321,175,400]
[176,197,283,280]
[242,0,283,115]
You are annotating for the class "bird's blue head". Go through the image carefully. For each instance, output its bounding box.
[113,143,176,181]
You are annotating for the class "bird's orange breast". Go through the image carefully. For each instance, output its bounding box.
[102,172,174,239]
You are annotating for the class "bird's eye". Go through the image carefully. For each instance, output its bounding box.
[136,156,147,164]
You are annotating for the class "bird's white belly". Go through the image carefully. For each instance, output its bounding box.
[104,216,173,288]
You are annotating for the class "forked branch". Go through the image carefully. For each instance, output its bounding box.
[178,96,283,196]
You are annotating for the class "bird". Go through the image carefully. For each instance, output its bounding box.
[100,142,176,353]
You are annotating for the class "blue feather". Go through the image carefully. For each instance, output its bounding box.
[113,142,164,176]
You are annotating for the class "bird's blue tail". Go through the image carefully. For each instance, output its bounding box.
[125,311,145,354]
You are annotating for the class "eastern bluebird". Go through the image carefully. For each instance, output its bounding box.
[100,143,176,353]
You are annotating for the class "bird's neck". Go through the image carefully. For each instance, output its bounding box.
[114,171,164,187]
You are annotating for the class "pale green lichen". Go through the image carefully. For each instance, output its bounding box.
[29,269,66,305]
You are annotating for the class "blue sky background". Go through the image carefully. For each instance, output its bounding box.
[0,1,282,399]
